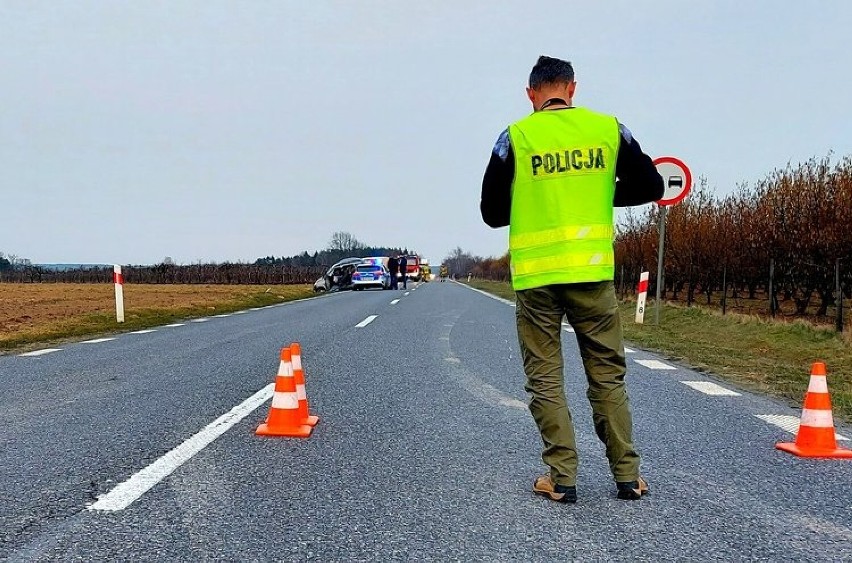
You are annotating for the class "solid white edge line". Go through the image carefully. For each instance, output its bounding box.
[455,281,516,307]
[88,383,275,511]
[624,347,635,353]
[21,293,330,355]
[356,315,378,328]
[18,348,63,357]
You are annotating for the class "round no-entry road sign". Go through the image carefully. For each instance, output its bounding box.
[653,156,692,206]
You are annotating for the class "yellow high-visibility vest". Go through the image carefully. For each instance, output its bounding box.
[508,107,620,290]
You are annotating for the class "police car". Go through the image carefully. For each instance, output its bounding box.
[352,258,391,290]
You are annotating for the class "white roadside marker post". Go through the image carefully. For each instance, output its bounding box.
[635,271,649,324]
[114,265,125,323]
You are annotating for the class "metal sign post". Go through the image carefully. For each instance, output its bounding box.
[652,157,692,325]
[654,205,667,325]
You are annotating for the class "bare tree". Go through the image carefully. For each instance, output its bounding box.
[328,231,364,253]
[444,247,478,278]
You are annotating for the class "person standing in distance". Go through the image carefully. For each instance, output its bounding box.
[481,56,664,503]
[388,255,400,290]
[398,255,408,290]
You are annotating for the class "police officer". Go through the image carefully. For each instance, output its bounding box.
[388,255,399,290]
[398,255,408,290]
[481,56,664,503]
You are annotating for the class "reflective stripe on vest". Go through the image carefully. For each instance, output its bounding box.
[508,107,620,290]
[509,224,614,251]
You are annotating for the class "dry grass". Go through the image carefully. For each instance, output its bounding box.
[0,283,315,353]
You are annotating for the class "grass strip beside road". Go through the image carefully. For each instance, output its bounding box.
[465,279,852,421]
[1,284,316,353]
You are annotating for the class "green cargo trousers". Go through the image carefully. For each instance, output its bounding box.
[515,280,640,487]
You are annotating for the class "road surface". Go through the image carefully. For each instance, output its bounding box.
[2,282,851,561]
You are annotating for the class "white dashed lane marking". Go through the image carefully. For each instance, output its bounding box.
[129,329,157,335]
[18,348,62,357]
[681,381,741,396]
[356,315,378,328]
[635,359,676,370]
[81,338,116,344]
[755,414,848,441]
[404,292,410,296]
[391,299,400,305]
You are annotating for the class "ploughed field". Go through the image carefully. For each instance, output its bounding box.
[0,283,313,351]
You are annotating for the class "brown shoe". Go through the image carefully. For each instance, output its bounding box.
[533,475,577,504]
[616,476,649,500]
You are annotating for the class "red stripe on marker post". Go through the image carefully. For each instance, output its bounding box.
[635,271,649,324]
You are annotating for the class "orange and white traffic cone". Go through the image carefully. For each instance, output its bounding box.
[290,342,319,427]
[776,362,852,459]
[256,347,313,438]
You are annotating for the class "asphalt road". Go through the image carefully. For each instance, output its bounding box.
[2,281,852,562]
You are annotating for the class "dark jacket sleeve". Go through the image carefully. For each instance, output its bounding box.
[614,123,665,207]
[480,136,514,228]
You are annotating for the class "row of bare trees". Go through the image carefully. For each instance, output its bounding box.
[457,154,850,325]
[1,263,327,284]
[615,155,851,320]
[1,232,411,285]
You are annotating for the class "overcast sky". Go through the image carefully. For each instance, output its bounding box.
[2,1,850,265]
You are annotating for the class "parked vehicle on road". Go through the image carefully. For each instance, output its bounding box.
[352,260,391,290]
[363,256,390,269]
[313,257,363,292]
[400,255,421,282]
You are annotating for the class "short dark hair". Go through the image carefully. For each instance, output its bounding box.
[528,56,575,89]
